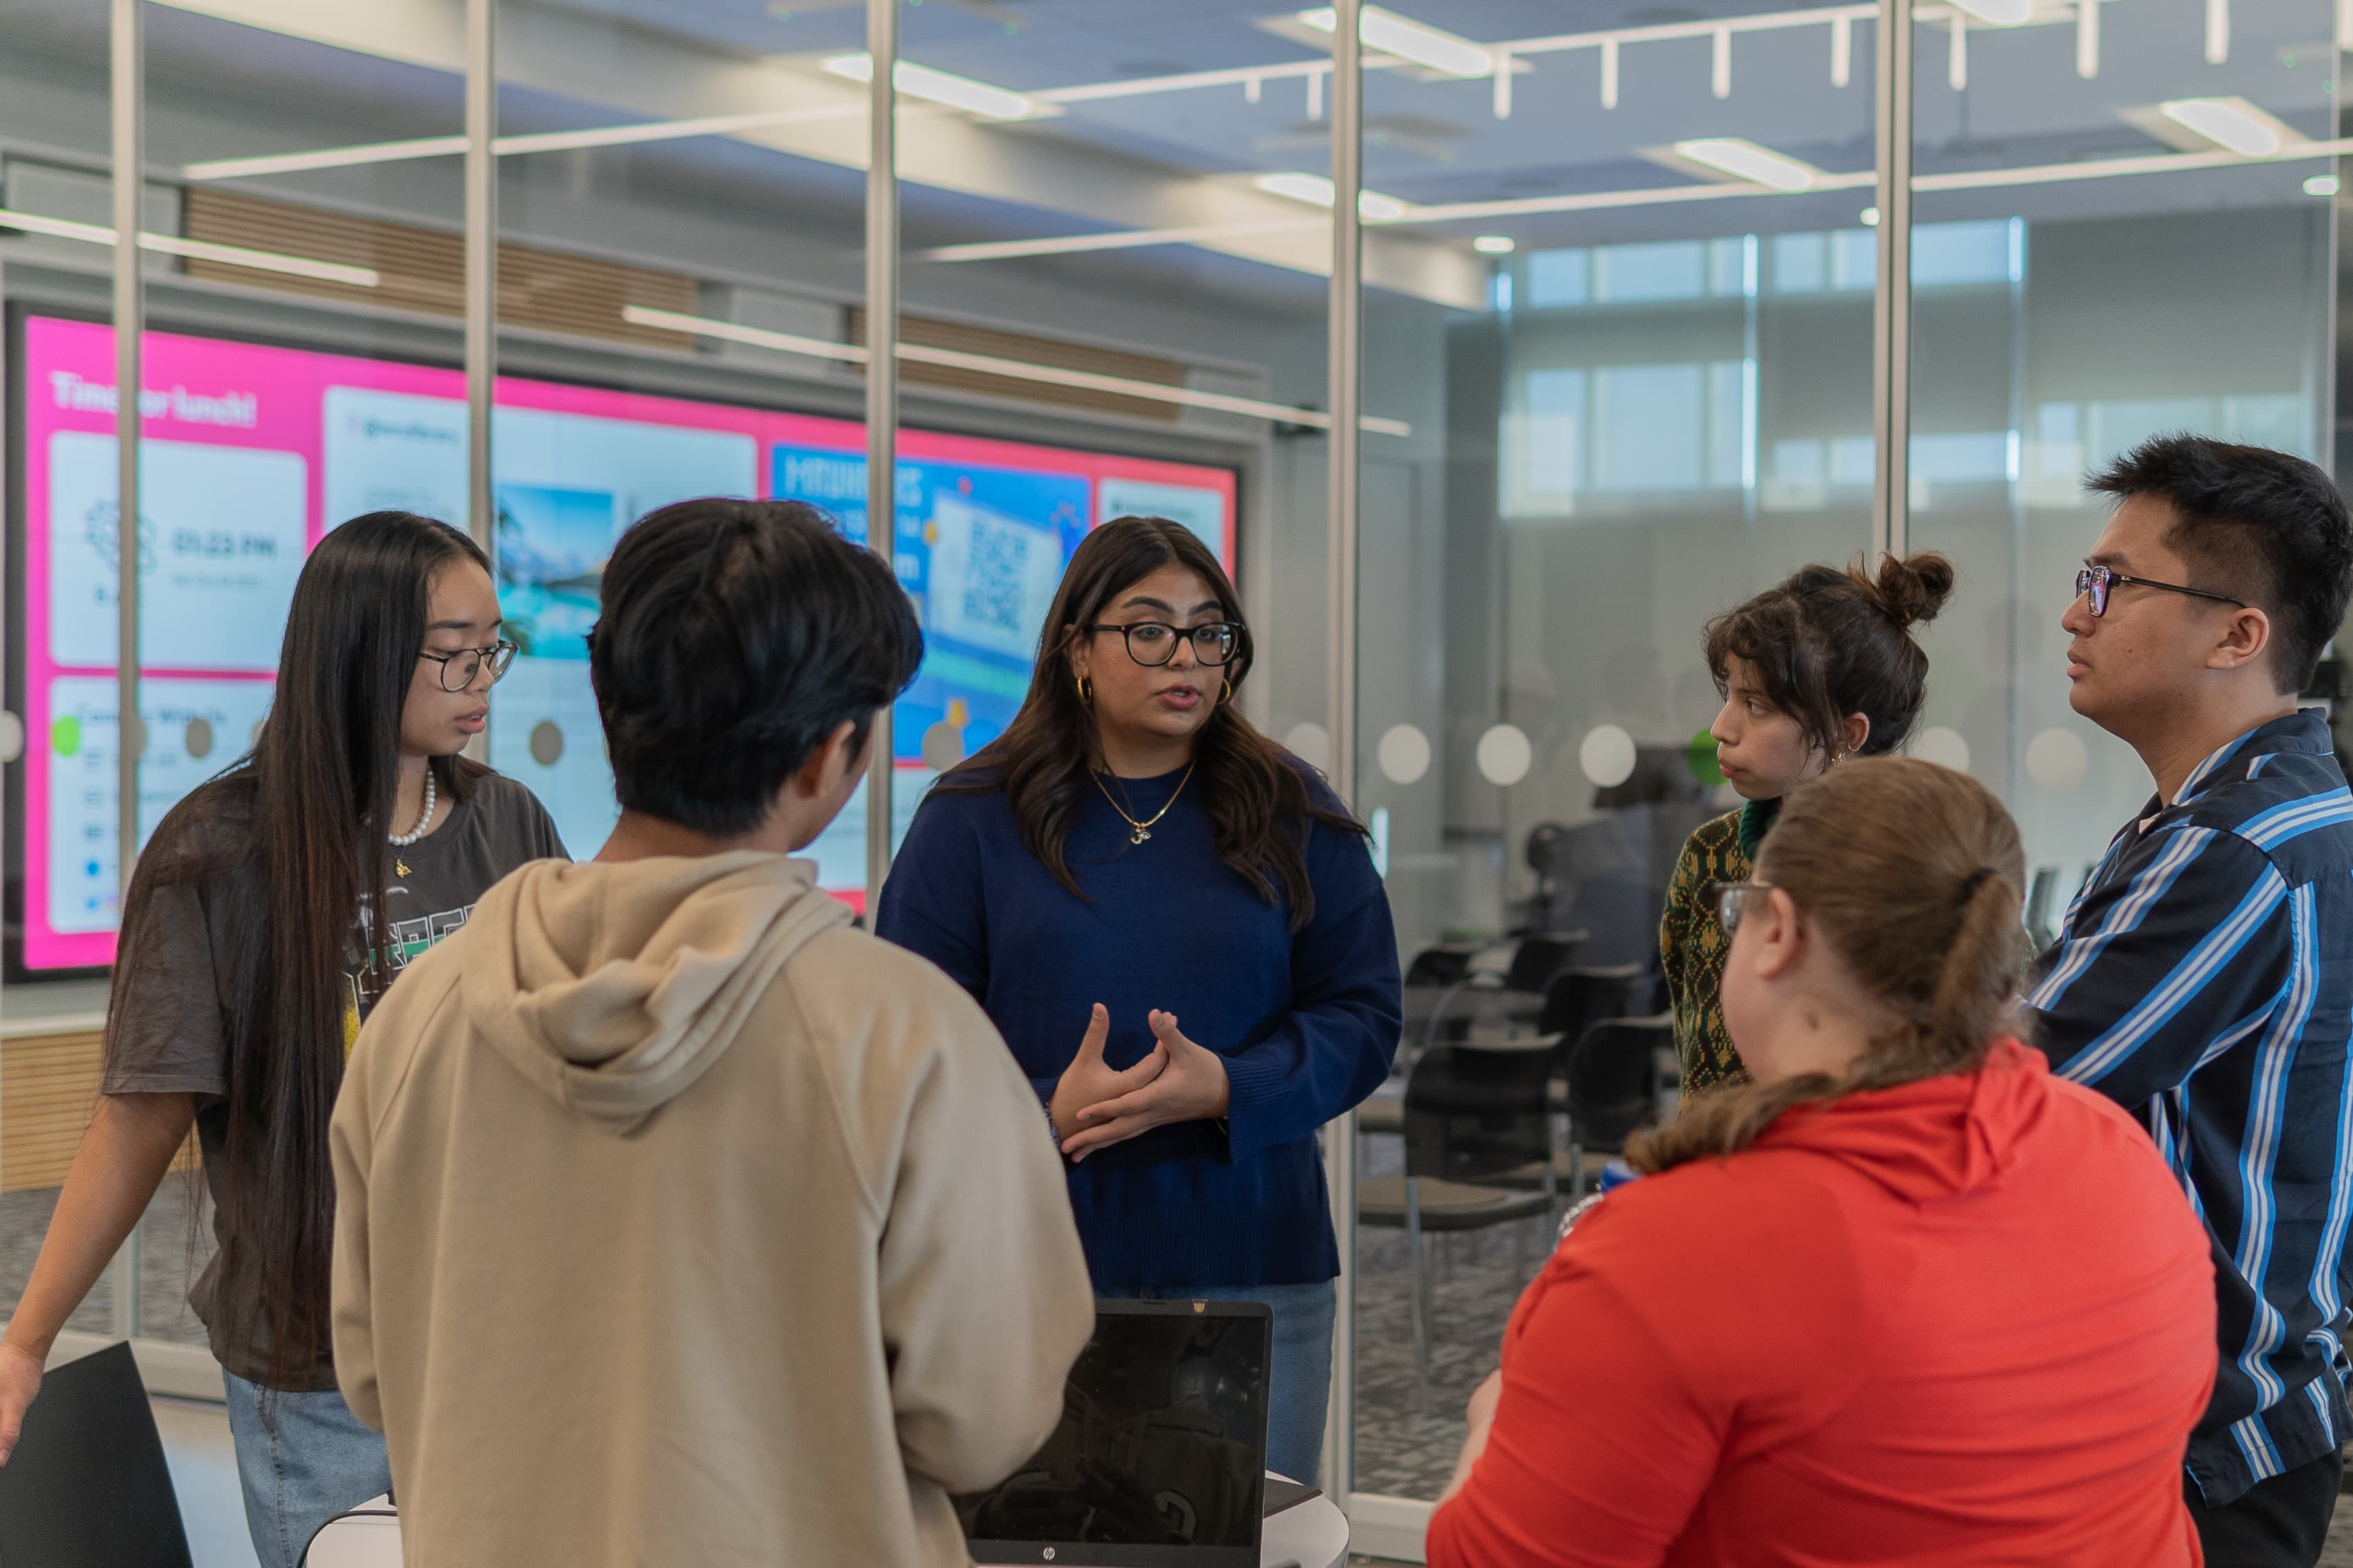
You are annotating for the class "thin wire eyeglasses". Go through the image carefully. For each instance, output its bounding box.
[1085,621,1244,668]
[1712,880,1774,936]
[2074,565,2246,618]
[418,641,519,691]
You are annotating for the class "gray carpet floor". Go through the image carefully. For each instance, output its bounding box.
[0,1178,215,1345]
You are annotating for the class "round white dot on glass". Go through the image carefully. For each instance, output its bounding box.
[1479,723,1535,788]
[921,719,966,773]
[1577,724,1635,788]
[2025,727,2090,793]
[1912,725,1970,774]
[1285,721,1333,773]
[1377,724,1431,786]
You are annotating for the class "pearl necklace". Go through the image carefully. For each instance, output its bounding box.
[389,768,436,847]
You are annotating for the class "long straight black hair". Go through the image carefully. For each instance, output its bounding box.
[937,516,1360,931]
[106,510,490,1392]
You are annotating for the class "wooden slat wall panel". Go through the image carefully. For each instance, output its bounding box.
[849,308,1186,424]
[180,188,699,352]
[3,1031,198,1193]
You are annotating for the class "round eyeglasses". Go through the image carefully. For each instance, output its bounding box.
[2073,565,2246,619]
[419,641,519,692]
[1711,880,1774,936]
[1086,621,1244,668]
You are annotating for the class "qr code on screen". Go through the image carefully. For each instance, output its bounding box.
[959,513,1032,640]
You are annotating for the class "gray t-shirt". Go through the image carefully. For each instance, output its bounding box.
[100,768,568,1388]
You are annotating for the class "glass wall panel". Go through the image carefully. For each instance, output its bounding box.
[1349,1,1877,1505]
[885,0,1327,800]
[485,5,870,878]
[1906,1,2336,910]
[0,0,117,1341]
[115,13,477,1340]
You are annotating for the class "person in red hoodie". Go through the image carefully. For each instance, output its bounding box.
[1425,757,2218,1568]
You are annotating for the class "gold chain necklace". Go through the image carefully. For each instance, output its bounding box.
[1096,761,1197,846]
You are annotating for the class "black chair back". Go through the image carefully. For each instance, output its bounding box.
[2024,866,2060,950]
[1400,1045,1554,1184]
[0,1341,194,1568]
[1564,1016,1677,1154]
[1539,963,1649,1048]
[1405,946,1472,987]
[1501,932,1585,994]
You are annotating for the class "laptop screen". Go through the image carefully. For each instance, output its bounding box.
[957,1301,1271,1567]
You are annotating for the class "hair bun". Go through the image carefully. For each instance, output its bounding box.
[1870,551,1956,628]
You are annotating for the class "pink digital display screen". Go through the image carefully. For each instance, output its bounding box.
[19,314,1237,968]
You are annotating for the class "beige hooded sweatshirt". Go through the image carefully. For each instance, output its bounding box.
[330,851,1094,1568]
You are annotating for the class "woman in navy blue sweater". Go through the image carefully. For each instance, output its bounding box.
[876,516,1402,1484]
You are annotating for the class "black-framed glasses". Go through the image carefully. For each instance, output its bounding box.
[2074,565,2247,619]
[419,641,519,691]
[1087,621,1243,668]
[1712,880,1774,936]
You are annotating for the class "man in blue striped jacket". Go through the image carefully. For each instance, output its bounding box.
[2029,435,2353,1568]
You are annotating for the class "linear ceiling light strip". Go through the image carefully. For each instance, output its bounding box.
[185,107,868,181]
[0,207,382,285]
[923,218,1325,263]
[619,305,1411,437]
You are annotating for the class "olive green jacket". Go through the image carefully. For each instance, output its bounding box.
[1658,797,1779,1094]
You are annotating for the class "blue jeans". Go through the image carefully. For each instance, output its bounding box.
[1115,1280,1336,1486]
[223,1372,392,1568]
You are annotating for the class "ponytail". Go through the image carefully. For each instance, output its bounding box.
[1629,757,2027,1176]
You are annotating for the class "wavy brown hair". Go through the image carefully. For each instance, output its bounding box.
[1705,551,1956,762]
[937,516,1360,931]
[1628,757,2029,1175]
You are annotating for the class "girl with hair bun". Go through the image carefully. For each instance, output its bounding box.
[1427,758,2215,1567]
[1660,551,1956,1093]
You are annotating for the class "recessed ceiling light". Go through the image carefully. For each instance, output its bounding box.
[2159,96,2291,156]
[1297,6,1493,78]
[1472,234,1515,254]
[1671,138,1821,191]
[823,55,1040,120]
[2307,173,2341,197]
[1949,0,2032,24]
[1860,205,1882,225]
[1254,172,1412,221]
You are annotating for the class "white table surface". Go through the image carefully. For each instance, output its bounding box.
[306,1477,1351,1568]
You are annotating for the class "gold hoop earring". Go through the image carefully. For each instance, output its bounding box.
[1076,674,1094,707]
[1219,678,1234,704]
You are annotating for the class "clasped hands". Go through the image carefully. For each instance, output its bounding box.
[1048,1004,1231,1162]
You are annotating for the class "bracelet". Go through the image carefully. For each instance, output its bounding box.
[1045,1102,1063,1150]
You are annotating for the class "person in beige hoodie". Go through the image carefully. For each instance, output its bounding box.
[330,498,1096,1568]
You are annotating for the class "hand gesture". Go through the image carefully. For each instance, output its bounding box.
[1050,1004,1168,1147]
[0,1340,43,1466]
[1062,1010,1232,1163]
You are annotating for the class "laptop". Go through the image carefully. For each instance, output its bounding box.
[957,1300,1284,1567]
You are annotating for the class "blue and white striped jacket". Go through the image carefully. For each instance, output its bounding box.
[2027,709,2353,1507]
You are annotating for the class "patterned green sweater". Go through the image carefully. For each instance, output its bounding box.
[1658,797,1779,1094]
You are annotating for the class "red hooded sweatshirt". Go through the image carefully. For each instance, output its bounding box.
[1425,1041,2216,1568]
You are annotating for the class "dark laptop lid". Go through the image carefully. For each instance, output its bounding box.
[958,1300,1272,1567]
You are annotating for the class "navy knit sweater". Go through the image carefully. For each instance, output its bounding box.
[875,762,1402,1289]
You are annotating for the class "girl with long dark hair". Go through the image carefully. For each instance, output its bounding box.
[876,516,1403,1486]
[0,512,565,1568]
